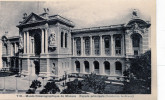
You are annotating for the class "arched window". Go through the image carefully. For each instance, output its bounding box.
[115,36,121,55]
[75,61,80,73]
[76,38,81,55]
[61,32,63,47]
[104,37,110,55]
[115,61,122,76]
[85,38,90,55]
[84,61,89,73]
[65,33,67,48]
[132,34,142,55]
[104,61,110,75]
[94,61,99,74]
[94,37,100,55]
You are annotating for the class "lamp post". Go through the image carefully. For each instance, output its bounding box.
[64,71,67,87]
[15,73,20,93]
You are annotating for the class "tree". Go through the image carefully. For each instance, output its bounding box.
[82,73,107,94]
[26,80,41,94]
[61,79,83,94]
[40,81,60,94]
[122,50,151,94]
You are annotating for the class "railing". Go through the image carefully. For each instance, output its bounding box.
[95,49,100,55]
[77,50,81,56]
[115,47,121,56]
[85,49,90,55]
[105,48,110,55]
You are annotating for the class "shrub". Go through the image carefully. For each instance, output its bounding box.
[40,81,60,94]
[26,80,41,94]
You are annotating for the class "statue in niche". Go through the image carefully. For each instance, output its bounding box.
[19,36,23,50]
[49,33,56,46]
[51,63,56,74]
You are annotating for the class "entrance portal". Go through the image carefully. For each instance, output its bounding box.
[34,60,40,75]
[34,32,41,56]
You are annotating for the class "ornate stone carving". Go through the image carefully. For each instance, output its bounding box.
[126,22,146,36]
[19,35,23,50]
[49,33,56,47]
[2,37,8,46]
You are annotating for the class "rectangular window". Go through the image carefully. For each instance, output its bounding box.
[94,37,100,55]
[104,37,110,55]
[85,38,90,55]
[115,37,122,55]
[76,39,81,55]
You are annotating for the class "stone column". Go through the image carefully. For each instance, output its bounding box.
[41,29,44,54]
[111,35,114,56]
[99,61,104,75]
[23,32,26,54]
[89,61,94,73]
[100,35,103,55]
[10,44,13,56]
[110,61,115,76]
[14,43,16,54]
[29,36,32,54]
[80,37,83,56]
[72,38,75,56]
[63,32,65,48]
[83,38,85,56]
[102,37,105,55]
[45,29,48,53]
[122,34,125,56]
[90,36,93,56]
[27,31,29,54]
[31,38,34,54]
[80,61,85,73]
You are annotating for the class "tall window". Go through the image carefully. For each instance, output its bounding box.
[85,38,90,55]
[61,32,63,47]
[132,34,141,55]
[76,38,81,55]
[104,37,110,55]
[65,33,67,48]
[94,37,100,55]
[115,36,121,55]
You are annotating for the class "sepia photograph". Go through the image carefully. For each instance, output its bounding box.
[0,0,156,99]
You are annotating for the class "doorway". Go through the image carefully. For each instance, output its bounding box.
[34,60,40,75]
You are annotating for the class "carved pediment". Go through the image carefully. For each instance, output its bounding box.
[126,19,150,35]
[21,13,45,25]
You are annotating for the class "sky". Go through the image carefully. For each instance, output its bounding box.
[0,0,153,37]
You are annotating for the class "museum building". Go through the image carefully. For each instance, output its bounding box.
[0,10,151,79]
